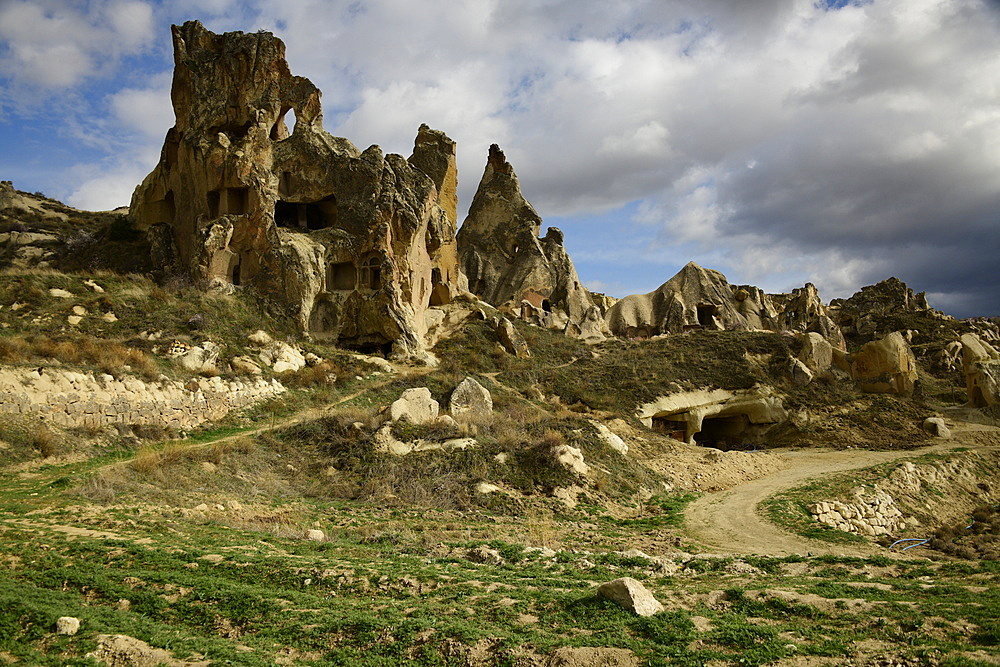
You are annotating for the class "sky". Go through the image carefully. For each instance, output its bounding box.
[1,0,998,317]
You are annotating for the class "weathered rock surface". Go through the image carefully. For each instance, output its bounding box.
[0,367,283,430]
[449,377,493,418]
[387,387,440,424]
[458,144,599,336]
[849,331,919,395]
[961,333,1000,407]
[130,22,461,362]
[597,577,664,616]
[589,420,628,455]
[552,444,590,476]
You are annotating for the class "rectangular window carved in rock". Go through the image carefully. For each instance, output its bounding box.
[227,187,249,215]
[207,190,221,218]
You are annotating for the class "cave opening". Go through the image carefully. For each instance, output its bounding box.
[693,414,749,449]
[273,195,338,231]
[697,303,718,327]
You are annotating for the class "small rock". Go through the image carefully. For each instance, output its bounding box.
[67,315,83,326]
[387,387,439,424]
[475,482,501,494]
[467,545,504,566]
[306,529,325,542]
[102,312,118,323]
[552,444,589,475]
[597,577,664,616]
[83,279,105,293]
[56,616,80,635]
[49,288,73,298]
[193,503,209,511]
[922,417,951,438]
[71,305,87,316]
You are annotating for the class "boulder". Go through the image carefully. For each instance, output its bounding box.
[458,144,598,333]
[797,331,835,372]
[388,387,439,424]
[597,577,664,616]
[56,617,81,635]
[495,317,531,358]
[788,358,814,386]
[175,341,221,373]
[449,377,493,418]
[305,529,325,542]
[850,331,919,395]
[129,22,462,362]
[922,417,951,438]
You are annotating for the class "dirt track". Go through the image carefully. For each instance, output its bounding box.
[683,422,1000,557]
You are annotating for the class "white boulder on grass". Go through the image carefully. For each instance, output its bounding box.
[589,420,628,455]
[597,577,664,616]
[552,444,590,476]
[56,617,81,635]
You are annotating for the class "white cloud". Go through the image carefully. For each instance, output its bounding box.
[0,0,155,94]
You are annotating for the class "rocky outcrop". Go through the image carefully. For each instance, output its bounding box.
[830,277,948,339]
[606,263,847,348]
[130,22,462,362]
[457,145,600,338]
[849,331,919,395]
[961,333,1000,407]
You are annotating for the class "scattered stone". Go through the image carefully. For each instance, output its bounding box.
[193,504,209,512]
[83,279,105,293]
[71,305,87,316]
[89,634,185,667]
[552,444,589,476]
[102,312,118,323]
[475,482,501,494]
[67,315,83,326]
[495,316,531,358]
[467,545,504,566]
[48,288,73,298]
[306,529,325,542]
[922,417,951,438]
[597,577,664,616]
[449,377,493,417]
[388,387,440,424]
[788,357,814,386]
[56,616,80,635]
[589,420,628,455]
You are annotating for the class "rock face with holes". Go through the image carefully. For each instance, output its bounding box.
[130,21,463,362]
[829,276,949,339]
[457,144,601,338]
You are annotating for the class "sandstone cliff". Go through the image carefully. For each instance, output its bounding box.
[457,145,600,338]
[130,22,462,361]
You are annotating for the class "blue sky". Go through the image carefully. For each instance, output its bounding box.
[1,0,999,317]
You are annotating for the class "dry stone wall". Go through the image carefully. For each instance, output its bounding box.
[0,367,284,430]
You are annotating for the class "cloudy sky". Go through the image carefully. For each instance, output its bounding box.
[1,0,998,316]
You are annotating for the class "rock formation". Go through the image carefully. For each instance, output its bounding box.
[606,262,848,347]
[457,144,600,338]
[849,331,919,395]
[130,21,462,361]
[830,277,948,339]
[961,333,1000,407]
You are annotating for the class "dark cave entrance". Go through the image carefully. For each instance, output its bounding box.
[696,303,718,327]
[274,195,338,231]
[693,414,749,449]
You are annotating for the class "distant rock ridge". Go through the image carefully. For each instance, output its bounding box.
[605,261,843,347]
[457,144,602,339]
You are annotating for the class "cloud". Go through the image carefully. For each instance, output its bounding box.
[0,0,154,96]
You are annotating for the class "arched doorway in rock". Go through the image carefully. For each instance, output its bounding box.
[360,256,382,290]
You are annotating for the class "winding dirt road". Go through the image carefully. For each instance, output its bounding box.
[683,422,1000,557]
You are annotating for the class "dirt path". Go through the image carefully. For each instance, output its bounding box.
[683,423,1000,557]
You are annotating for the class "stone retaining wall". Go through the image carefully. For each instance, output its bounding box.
[0,367,284,431]
[809,489,905,537]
